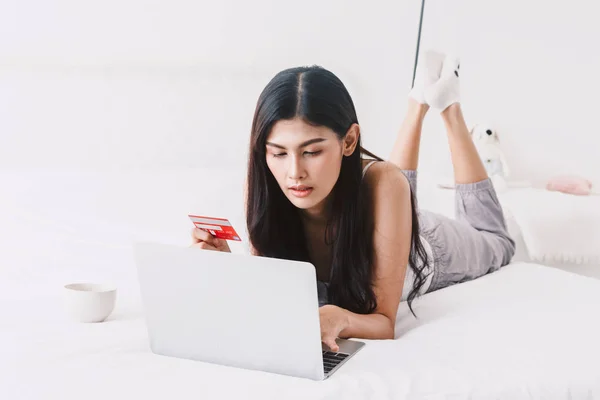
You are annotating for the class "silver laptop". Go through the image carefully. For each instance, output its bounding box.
[133,241,365,380]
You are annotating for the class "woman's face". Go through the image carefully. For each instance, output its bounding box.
[265,118,358,219]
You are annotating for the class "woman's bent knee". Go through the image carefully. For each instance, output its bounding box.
[497,234,516,266]
[485,231,516,271]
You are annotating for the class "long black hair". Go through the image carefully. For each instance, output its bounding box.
[246,65,430,316]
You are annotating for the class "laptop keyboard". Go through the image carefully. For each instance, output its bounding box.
[322,350,349,374]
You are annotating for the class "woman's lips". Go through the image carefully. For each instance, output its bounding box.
[289,186,313,198]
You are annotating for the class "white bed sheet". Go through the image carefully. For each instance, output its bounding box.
[3,261,600,399]
[2,169,600,399]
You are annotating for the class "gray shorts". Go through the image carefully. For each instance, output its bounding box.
[403,170,516,294]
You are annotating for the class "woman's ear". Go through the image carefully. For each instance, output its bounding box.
[342,124,360,156]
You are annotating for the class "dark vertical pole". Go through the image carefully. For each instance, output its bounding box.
[411,0,426,88]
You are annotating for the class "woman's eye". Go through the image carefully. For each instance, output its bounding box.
[273,153,287,158]
[304,150,322,157]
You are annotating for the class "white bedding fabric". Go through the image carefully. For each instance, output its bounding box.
[2,169,600,399]
[499,188,600,265]
[3,261,600,399]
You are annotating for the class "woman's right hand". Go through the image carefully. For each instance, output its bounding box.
[190,228,231,253]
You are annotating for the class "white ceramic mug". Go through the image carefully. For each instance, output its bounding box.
[64,283,117,323]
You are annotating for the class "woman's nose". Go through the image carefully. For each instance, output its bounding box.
[288,157,306,180]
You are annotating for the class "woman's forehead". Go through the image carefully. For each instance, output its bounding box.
[267,118,336,144]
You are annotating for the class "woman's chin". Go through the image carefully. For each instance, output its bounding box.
[288,197,316,209]
[287,193,321,210]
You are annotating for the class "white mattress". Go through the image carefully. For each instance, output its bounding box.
[2,169,600,399]
[3,262,600,399]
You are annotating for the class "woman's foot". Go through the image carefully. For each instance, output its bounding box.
[409,50,445,105]
[424,55,461,111]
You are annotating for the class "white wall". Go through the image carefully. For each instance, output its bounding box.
[2,0,598,188]
[0,0,421,171]
[417,0,600,186]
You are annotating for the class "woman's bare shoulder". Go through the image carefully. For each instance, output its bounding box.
[362,161,410,191]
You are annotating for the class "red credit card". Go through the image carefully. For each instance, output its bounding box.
[188,215,242,241]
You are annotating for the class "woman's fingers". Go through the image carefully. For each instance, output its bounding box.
[191,228,215,245]
[189,230,231,253]
[213,238,228,248]
[319,306,344,353]
[190,241,218,251]
[323,336,339,352]
[321,328,340,352]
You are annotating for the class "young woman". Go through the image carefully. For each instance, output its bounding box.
[191,52,515,351]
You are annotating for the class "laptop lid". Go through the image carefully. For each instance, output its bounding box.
[133,242,325,380]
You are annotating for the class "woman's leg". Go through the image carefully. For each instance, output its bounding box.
[389,50,445,195]
[440,103,489,184]
[419,114,516,293]
[434,99,515,269]
[388,99,428,198]
[418,56,515,294]
[388,99,429,172]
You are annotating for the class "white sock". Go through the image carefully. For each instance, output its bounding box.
[424,55,461,111]
[409,50,445,104]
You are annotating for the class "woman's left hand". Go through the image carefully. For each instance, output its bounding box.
[319,305,350,352]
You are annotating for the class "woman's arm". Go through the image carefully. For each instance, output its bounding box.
[319,304,394,351]
[319,163,412,349]
[340,308,395,339]
[347,161,412,339]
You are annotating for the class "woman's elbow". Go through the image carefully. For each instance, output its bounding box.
[387,325,396,340]
[382,315,396,339]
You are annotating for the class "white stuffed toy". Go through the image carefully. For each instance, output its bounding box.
[470,123,510,192]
